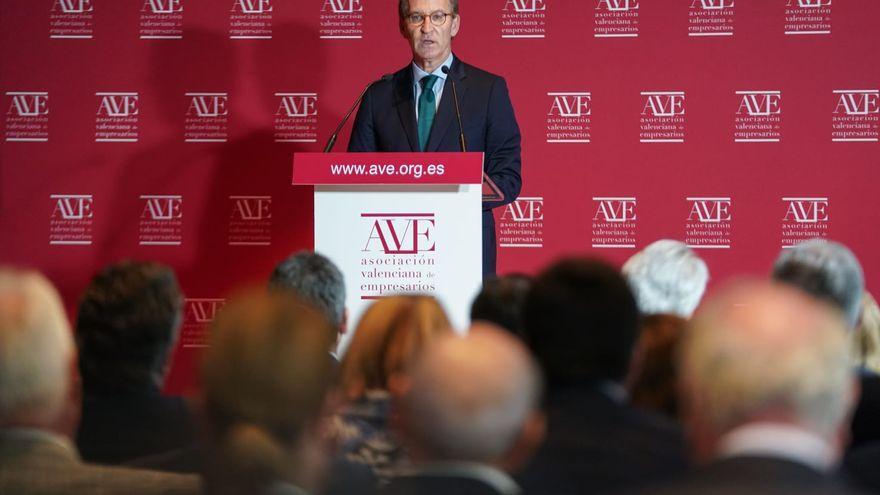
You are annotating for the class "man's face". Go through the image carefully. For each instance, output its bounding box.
[401,0,460,67]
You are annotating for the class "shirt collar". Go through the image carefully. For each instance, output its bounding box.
[0,427,78,457]
[395,462,520,495]
[412,53,454,86]
[716,422,837,472]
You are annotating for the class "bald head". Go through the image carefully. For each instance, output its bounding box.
[680,281,855,457]
[400,323,542,465]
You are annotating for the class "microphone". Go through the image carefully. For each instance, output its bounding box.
[441,66,466,152]
[323,74,392,153]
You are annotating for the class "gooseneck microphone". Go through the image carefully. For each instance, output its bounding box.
[441,65,467,152]
[323,74,392,153]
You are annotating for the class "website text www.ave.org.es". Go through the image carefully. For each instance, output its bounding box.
[329,161,446,179]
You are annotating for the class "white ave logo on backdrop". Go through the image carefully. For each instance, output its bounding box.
[500,197,544,248]
[735,90,782,143]
[229,195,272,246]
[96,93,139,143]
[229,0,272,39]
[592,197,637,248]
[688,0,734,37]
[785,0,831,35]
[546,92,591,143]
[6,92,49,142]
[691,0,734,10]
[686,197,732,249]
[185,93,228,142]
[596,0,638,11]
[640,92,686,143]
[501,0,547,39]
[139,195,183,246]
[140,0,183,39]
[320,0,364,39]
[595,0,639,37]
[182,298,226,347]
[50,0,94,39]
[49,194,93,245]
[781,197,829,248]
[275,93,319,143]
[832,90,879,142]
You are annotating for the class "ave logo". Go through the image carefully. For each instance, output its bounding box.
[231,0,271,13]
[834,91,879,116]
[688,198,731,223]
[97,93,139,117]
[783,198,828,223]
[187,94,228,117]
[593,197,636,223]
[737,91,781,116]
[141,0,182,13]
[51,194,93,220]
[362,214,436,255]
[691,0,733,8]
[141,195,182,220]
[549,93,590,117]
[786,0,830,7]
[321,0,363,13]
[275,94,317,117]
[642,92,685,117]
[503,198,544,222]
[231,196,271,220]
[185,298,226,324]
[597,0,638,11]
[7,93,49,117]
[51,0,93,13]
[503,0,546,12]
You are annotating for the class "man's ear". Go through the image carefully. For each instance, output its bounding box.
[450,14,460,38]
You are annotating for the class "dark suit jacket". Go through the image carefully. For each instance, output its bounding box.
[382,465,519,495]
[850,370,880,450]
[76,388,196,464]
[642,456,867,495]
[516,384,688,495]
[845,441,880,493]
[0,429,199,495]
[348,56,522,277]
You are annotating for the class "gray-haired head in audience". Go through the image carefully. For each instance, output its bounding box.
[622,240,709,318]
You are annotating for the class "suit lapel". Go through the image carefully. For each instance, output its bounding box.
[394,68,420,152]
[426,57,469,152]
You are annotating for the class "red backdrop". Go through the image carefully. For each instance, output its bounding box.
[2,0,877,394]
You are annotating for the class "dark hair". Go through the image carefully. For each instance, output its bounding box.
[268,251,345,330]
[399,0,459,21]
[470,274,531,338]
[76,260,183,393]
[524,258,639,386]
[627,314,687,418]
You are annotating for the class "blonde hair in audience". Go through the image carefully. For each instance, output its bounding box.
[0,268,73,424]
[340,295,452,399]
[854,292,880,374]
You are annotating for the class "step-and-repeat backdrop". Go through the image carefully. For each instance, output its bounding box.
[2,0,877,393]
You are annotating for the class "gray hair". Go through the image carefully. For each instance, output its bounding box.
[399,0,459,21]
[622,240,709,318]
[268,251,345,329]
[680,282,853,439]
[772,239,864,328]
[0,269,73,423]
[401,324,542,463]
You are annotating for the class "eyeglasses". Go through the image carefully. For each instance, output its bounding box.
[405,11,453,26]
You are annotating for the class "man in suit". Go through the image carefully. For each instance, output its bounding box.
[0,268,198,494]
[645,281,862,495]
[516,258,688,494]
[348,0,522,277]
[384,323,544,495]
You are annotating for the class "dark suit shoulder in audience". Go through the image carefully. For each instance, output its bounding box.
[383,464,519,495]
[76,387,196,464]
[516,384,687,495]
[0,429,199,495]
[845,441,880,493]
[642,456,867,495]
[850,370,880,450]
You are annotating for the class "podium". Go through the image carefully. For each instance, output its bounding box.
[292,152,484,346]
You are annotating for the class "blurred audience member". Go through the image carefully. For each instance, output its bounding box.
[75,260,195,464]
[517,258,687,494]
[626,314,687,419]
[771,239,879,450]
[470,274,531,338]
[385,324,544,495]
[200,289,336,495]
[334,295,453,481]
[623,240,709,318]
[646,281,860,494]
[853,292,880,374]
[269,251,347,357]
[0,268,198,494]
